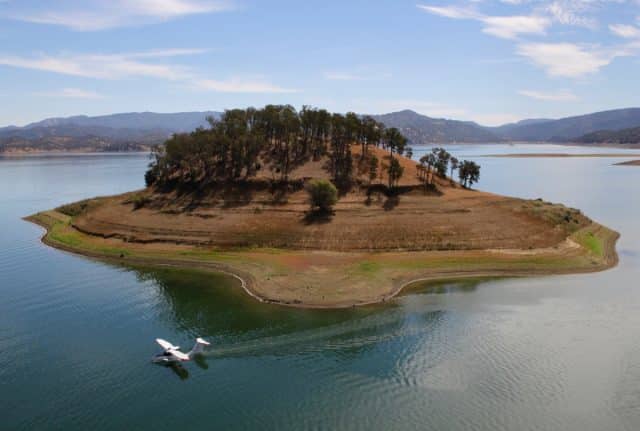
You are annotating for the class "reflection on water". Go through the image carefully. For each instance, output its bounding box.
[128,265,412,361]
[3,147,640,430]
[403,277,492,295]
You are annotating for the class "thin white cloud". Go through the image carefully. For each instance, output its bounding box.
[0,52,190,80]
[545,0,598,29]
[417,4,550,39]
[0,49,296,94]
[610,23,640,39]
[517,42,622,77]
[35,88,105,99]
[419,2,640,78]
[417,5,480,20]
[518,89,578,101]
[7,0,233,31]
[482,15,550,39]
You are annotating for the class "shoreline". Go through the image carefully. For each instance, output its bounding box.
[25,210,620,309]
[2,141,638,158]
[614,160,640,166]
[479,153,640,158]
[0,150,151,157]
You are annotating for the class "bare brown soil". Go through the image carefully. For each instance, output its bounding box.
[70,147,587,252]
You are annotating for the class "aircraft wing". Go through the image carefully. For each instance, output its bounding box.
[170,350,190,361]
[156,338,178,351]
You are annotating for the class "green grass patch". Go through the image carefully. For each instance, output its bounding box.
[56,198,102,217]
[46,219,130,258]
[574,230,604,257]
[356,261,381,274]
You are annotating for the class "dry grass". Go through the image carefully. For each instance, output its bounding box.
[69,147,589,252]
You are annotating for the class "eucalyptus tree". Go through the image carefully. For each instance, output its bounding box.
[278,105,300,181]
[433,147,451,177]
[311,108,331,160]
[419,153,436,185]
[384,127,407,159]
[329,113,353,184]
[368,154,379,185]
[458,160,481,188]
[387,158,404,189]
[450,156,459,180]
[405,147,413,160]
[361,116,382,159]
[145,104,410,191]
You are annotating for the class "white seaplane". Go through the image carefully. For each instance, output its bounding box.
[152,337,211,364]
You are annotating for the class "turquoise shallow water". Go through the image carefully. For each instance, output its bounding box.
[1,146,640,430]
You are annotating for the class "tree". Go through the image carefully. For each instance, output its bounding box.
[306,179,338,212]
[146,104,409,190]
[387,157,404,189]
[384,127,407,158]
[419,153,436,185]
[433,147,451,177]
[449,156,459,180]
[458,160,481,188]
[405,147,413,160]
[368,154,379,185]
[362,116,382,159]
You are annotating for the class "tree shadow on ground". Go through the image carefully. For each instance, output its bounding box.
[303,209,334,225]
[419,183,444,197]
[383,195,400,211]
[221,184,255,209]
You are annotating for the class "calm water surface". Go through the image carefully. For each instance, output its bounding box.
[2,146,640,430]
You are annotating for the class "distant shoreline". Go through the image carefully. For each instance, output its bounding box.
[614,160,640,166]
[0,150,151,157]
[479,153,640,158]
[2,142,638,156]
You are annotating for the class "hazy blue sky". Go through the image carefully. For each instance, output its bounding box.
[0,0,638,126]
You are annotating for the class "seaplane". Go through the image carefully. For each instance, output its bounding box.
[152,337,211,364]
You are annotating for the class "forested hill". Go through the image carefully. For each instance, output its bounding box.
[572,127,640,145]
[372,110,501,144]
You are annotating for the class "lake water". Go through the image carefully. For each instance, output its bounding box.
[2,146,640,430]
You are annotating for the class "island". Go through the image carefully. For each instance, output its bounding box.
[26,105,619,308]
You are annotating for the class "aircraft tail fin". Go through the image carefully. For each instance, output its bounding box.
[188,337,211,358]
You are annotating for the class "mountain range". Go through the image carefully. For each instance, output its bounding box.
[2,107,640,153]
[0,111,219,153]
[573,126,640,145]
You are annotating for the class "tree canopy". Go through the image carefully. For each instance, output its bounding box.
[458,160,481,188]
[306,179,338,213]
[145,105,410,189]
